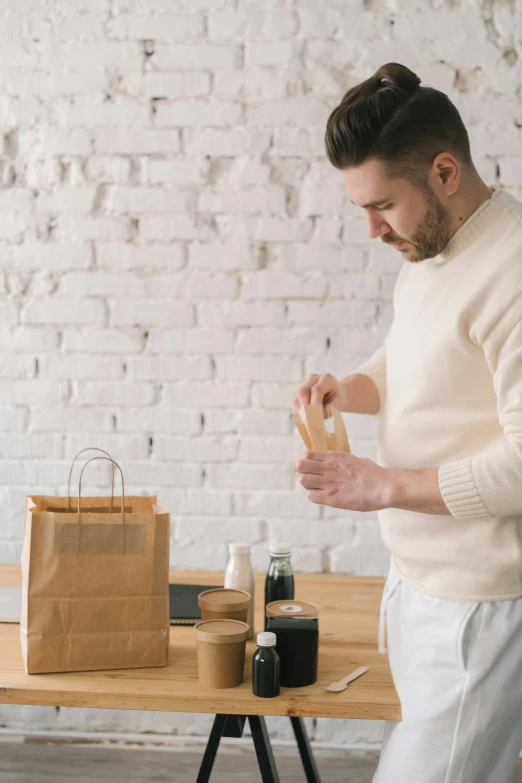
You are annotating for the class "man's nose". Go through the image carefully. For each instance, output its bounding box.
[367,215,391,241]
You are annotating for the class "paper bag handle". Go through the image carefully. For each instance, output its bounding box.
[68,448,115,511]
[77,457,125,525]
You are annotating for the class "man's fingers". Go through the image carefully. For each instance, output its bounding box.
[294,374,320,410]
[299,473,327,490]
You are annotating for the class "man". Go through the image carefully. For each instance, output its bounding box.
[293,62,522,782]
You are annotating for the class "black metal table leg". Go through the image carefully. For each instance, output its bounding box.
[248,715,281,783]
[290,716,322,783]
[196,713,228,783]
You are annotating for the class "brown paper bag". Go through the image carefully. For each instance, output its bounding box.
[20,455,170,674]
[292,404,351,453]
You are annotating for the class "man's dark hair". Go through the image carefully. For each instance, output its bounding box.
[324,62,473,187]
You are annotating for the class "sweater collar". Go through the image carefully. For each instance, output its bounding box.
[435,186,500,263]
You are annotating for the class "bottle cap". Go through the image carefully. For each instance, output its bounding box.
[269,542,291,555]
[229,542,251,555]
[257,632,277,647]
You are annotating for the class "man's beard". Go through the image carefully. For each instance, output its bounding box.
[385,188,453,263]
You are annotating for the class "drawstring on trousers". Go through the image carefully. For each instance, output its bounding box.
[378,569,401,655]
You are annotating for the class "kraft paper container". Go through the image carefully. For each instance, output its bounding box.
[198,588,250,623]
[195,619,249,688]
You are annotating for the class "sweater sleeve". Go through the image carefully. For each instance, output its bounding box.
[351,340,387,415]
[439,295,522,519]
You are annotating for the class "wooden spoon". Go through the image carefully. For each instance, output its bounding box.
[326,666,370,692]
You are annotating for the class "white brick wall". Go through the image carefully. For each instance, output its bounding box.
[0,0,518,748]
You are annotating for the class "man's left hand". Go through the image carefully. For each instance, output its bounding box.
[294,451,392,512]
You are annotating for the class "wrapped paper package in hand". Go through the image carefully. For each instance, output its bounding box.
[292,404,351,453]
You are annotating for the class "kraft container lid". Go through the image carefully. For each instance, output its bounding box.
[195,619,250,644]
[266,600,318,619]
[198,588,251,612]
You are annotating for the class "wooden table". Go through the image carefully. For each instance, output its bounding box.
[0,565,399,782]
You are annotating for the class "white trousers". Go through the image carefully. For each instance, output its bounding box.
[373,567,522,783]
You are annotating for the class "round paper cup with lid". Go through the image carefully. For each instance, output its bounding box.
[195,619,249,688]
[198,588,251,623]
[265,600,318,619]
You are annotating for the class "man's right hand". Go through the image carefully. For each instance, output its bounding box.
[293,373,348,416]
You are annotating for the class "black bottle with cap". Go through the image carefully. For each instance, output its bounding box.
[252,632,280,698]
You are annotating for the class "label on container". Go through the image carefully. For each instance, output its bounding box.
[279,604,303,613]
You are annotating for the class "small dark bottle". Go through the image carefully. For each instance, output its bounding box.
[252,632,280,698]
[264,543,294,629]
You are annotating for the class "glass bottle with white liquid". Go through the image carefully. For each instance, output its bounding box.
[224,542,255,639]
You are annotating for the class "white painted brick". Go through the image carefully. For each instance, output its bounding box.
[197,302,285,328]
[19,127,92,156]
[0,356,36,379]
[245,41,294,66]
[102,185,192,214]
[0,407,27,432]
[22,298,105,326]
[94,128,181,155]
[213,68,288,100]
[0,380,68,405]
[155,100,242,127]
[204,408,292,436]
[151,44,241,70]
[0,327,59,353]
[287,301,377,327]
[241,271,328,299]
[48,41,142,71]
[96,243,185,271]
[35,188,95,213]
[63,434,149,461]
[247,98,329,127]
[330,521,390,577]
[124,71,211,99]
[266,518,356,548]
[0,243,92,271]
[63,327,144,354]
[251,382,300,409]
[174,516,263,544]
[198,185,285,214]
[236,328,326,356]
[0,434,63,458]
[238,435,296,464]
[0,302,18,328]
[54,216,131,242]
[72,382,156,407]
[126,355,212,381]
[234,489,321,519]
[29,407,115,433]
[183,127,271,156]
[154,435,237,462]
[60,272,183,298]
[183,271,238,299]
[147,328,234,355]
[277,243,365,273]
[124,460,202,488]
[84,157,132,184]
[164,383,249,408]
[216,356,303,383]
[146,158,210,185]
[188,241,255,270]
[161,488,233,516]
[111,300,194,327]
[139,215,201,241]
[116,408,201,434]
[38,355,125,380]
[108,13,204,41]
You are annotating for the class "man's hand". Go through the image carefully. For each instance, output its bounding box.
[294,451,452,515]
[294,451,392,512]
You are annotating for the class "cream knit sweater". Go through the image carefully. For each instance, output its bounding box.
[354,187,522,601]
